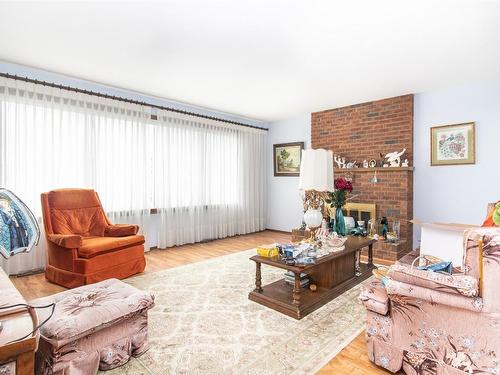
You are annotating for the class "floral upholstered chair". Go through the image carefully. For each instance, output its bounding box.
[360,227,500,374]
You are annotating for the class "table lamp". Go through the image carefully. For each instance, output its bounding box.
[298,149,334,237]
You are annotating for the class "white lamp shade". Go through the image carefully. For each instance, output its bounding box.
[298,148,334,191]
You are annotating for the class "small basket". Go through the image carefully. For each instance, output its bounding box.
[372,265,390,280]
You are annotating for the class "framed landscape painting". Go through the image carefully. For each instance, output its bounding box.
[431,122,475,166]
[273,142,304,176]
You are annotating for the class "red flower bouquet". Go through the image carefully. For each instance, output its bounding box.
[327,177,353,208]
[334,177,353,193]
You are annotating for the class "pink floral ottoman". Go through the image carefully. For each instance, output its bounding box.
[32,278,155,375]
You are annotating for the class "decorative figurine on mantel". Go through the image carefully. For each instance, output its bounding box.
[363,160,369,168]
[385,148,406,167]
[379,153,386,167]
[346,160,358,169]
[381,216,389,239]
[334,155,346,169]
[402,159,409,167]
[368,219,376,237]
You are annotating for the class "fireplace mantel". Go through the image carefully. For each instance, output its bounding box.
[334,167,413,173]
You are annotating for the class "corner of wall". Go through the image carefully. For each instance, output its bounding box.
[266,114,311,232]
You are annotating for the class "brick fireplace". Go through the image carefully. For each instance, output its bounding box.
[311,94,414,260]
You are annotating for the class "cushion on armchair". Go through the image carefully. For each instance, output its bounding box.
[482,201,500,227]
[48,233,83,248]
[388,263,478,297]
[50,206,109,237]
[359,279,390,315]
[78,235,145,258]
[105,224,139,237]
[386,279,483,312]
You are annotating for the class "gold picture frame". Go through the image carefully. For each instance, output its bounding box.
[273,142,304,176]
[430,122,475,166]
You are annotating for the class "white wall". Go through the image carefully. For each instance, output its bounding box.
[266,82,500,247]
[266,114,311,231]
[413,81,500,247]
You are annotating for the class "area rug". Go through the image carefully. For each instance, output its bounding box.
[104,248,369,375]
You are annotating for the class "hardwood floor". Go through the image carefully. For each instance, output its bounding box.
[11,230,290,300]
[10,230,394,375]
[319,332,403,375]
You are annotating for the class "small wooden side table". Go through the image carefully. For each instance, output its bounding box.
[0,269,38,375]
[0,307,38,375]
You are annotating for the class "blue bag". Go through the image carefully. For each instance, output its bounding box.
[416,261,453,274]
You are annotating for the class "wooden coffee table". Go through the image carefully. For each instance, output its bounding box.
[248,236,376,319]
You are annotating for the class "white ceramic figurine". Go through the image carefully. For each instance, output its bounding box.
[334,155,346,169]
[385,148,406,167]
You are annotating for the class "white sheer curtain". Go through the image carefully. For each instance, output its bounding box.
[0,77,266,274]
[153,113,266,247]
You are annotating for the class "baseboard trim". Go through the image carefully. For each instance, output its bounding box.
[265,228,292,234]
[11,268,45,277]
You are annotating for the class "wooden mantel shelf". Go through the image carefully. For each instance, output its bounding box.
[334,167,414,173]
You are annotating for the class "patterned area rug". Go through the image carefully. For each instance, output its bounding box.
[105,248,368,375]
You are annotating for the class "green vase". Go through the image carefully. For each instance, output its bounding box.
[335,207,346,236]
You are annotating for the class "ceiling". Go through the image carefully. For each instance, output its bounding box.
[1,0,500,121]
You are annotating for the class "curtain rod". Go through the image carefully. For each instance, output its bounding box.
[0,72,268,131]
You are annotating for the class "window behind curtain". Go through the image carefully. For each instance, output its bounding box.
[0,77,266,273]
[0,98,242,215]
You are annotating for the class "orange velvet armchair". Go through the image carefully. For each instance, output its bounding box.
[41,189,146,288]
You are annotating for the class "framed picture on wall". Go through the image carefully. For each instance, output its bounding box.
[430,122,475,166]
[273,142,304,176]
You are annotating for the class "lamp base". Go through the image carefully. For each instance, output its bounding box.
[303,207,323,240]
[307,226,321,240]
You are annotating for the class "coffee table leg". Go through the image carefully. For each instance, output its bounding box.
[368,244,374,266]
[293,272,301,305]
[355,250,361,277]
[254,262,263,293]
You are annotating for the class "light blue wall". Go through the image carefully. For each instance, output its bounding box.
[0,60,268,128]
[266,114,310,231]
[413,81,500,248]
[267,81,500,249]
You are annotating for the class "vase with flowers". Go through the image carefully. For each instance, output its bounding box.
[326,177,353,236]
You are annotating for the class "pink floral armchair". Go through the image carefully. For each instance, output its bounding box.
[359,227,500,375]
